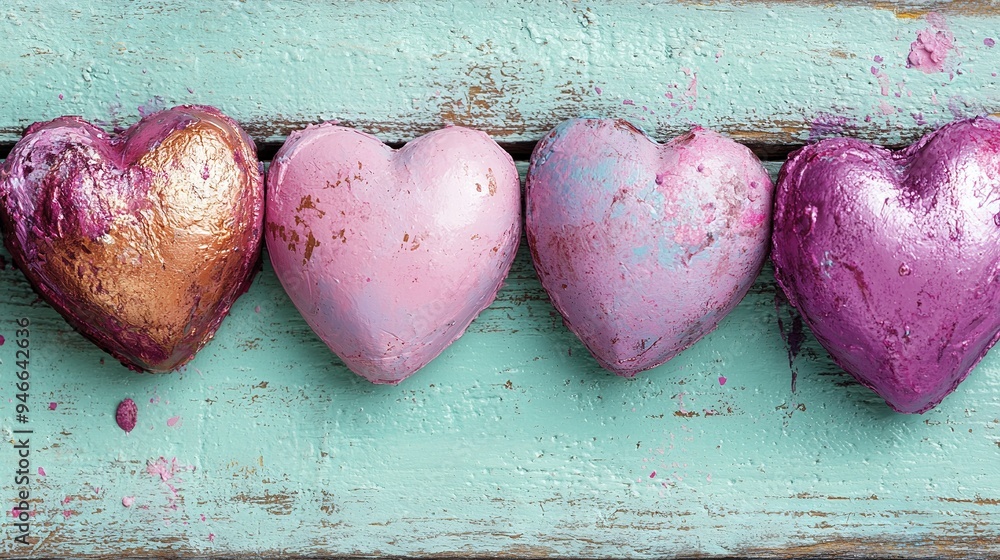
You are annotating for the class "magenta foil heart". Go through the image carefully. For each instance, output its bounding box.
[526,118,774,376]
[772,117,1000,413]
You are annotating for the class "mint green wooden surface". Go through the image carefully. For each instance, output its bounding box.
[1,1,1000,557]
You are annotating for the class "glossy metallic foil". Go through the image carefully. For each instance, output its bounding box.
[0,106,264,372]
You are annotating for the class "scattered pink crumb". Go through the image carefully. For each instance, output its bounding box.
[594,86,602,95]
[622,99,634,106]
[122,496,134,508]
[48,402,57,410]
[37,467,46,476]
[62,510,73,519]
[62,496,71,505]
[167,416,181,428]
[986,38,996,48]
[873,55,884,63]
[906,14,954,73]
[208,533,215,543]
[719,376,727,386]
[116,398,138,433]
[0,335,5,346]
[58,93,64,100]
[10,507,35,518]
[200,514,206,522]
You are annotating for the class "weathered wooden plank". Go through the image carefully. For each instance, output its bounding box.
[1,161,1000,558]
[1,0,998,156]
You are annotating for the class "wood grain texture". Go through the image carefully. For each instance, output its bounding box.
[0,0,998,156]
[1,0,1000,557]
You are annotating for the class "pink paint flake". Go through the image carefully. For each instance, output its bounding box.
[48,402,57,410]
[719,376,727,386]
[58,93,64,100]
[986,38,996,48]
[116,398,138,433]
[62,496,71,505]
[622,99,635,106]
[594,86,602,95]
[649,471,657,478]
[167,416,181,428]
[62,510,73,519]
[907,13,954,73]
[208,533,216,543]
[873,55,884,63]
[122,496,135,508]
[37,467,46,476]
[870,66,879,75]
[10,507,35,519]
[146,457,191,482]
[0,335,5,345]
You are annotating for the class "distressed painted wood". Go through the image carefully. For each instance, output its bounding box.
[1,0,998,155]
[0,0,999,557]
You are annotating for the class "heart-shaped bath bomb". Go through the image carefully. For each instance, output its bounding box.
[266,124,520,384]
[526,118,773,376]
[772,117,1000,413]
[0,105,264,372]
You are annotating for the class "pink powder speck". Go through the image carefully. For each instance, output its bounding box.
[0,335,5,346]
[623,99,635,106]
[116,398,138,433]
[37,467,45,476]
[873,55,884,63]
[200,514,206,522]
[58,93,64,100]
[48,402,57,410]
[122,496,134,508]
[986,38,996,48]
[10,507,35,518]
[719,376,727,386]
[594,86,602,95]
[167,416,181,427]
[62,496,71,505]
[208,533,216,543]
[870,66,879,75]
[649,471,656,478]
[62,510,73,519]
[907,17,954,74]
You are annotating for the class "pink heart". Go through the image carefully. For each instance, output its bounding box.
[773,117,1000,413]
[0,106,264,372]
[526,119,773,376]
[266,124,520,384]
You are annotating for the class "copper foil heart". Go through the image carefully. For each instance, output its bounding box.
[0,105,264,372]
